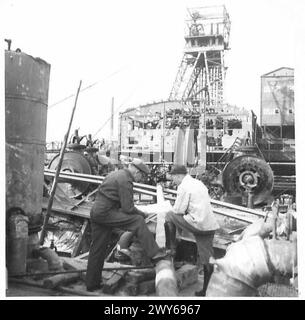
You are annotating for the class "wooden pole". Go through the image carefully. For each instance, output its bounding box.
[40,80,82,245]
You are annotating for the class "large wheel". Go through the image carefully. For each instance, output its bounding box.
[222,155,274,205]
[48,151,92,198]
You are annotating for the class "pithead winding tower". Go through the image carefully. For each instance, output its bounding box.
[169,5,231,110]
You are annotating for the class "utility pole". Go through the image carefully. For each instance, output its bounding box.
[161,102,166,162]
[40,81,82,245]
[199,99,207,172]
[111,97,114,141]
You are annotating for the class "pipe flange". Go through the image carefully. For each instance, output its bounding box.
[239,170,258,190]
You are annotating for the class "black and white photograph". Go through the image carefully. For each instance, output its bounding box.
[1,0,304,302]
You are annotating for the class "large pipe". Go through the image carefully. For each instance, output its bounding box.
[206,234,297,297]
[44,169,265,222]
[45,168,266,216]
[111,97,114,140]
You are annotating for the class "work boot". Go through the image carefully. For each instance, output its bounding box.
[117,231,134,249]
[195,263,214,296]
[164,221,177,257]
[115,248,132,261]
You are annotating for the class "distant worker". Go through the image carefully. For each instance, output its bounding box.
[69,129,86,144]
[85,158,169,291]
[99,138,106,150]
[164,165,219,296]
[86,134,98,148]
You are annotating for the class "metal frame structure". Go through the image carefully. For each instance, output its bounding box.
[169,5,231,110]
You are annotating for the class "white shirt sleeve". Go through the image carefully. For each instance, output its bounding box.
[173,185,190,215]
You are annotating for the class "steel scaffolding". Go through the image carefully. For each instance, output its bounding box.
[169,5,231,110]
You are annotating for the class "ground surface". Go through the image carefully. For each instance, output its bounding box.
[6,276,203,298]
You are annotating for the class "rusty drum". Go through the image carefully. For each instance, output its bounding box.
[5,50,50,223]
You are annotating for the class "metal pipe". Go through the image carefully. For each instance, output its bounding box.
[210,199,266,218]
[213,208,257,224]
[45,169,159,191]
[44,170,265,219]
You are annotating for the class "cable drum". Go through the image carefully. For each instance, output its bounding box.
[48,151,92,198]
[222,155,274,205]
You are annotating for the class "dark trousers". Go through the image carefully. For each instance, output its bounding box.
[165,211,215,266]
[85,207,160,289]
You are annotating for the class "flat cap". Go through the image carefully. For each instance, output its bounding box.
[132,158,150,175]
[169,165,187,175]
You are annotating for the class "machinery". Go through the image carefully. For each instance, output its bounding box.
[48,151,92,198]
[47,138,275,208]
[221,153,274,207]
[201,144,273,207]
[47,144,103,199]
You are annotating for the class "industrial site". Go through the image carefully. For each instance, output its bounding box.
[4,2,299,299]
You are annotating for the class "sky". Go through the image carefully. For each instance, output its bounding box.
[1,0,304,143]
[1,0,305,299]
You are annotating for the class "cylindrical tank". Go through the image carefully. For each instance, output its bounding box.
[5,50,51,268]
[5,50,51,223]
[6,210,29,275]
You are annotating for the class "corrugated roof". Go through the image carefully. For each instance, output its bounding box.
[261,67,294,77]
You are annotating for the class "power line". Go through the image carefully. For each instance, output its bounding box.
[48,66,127,109]
[92,88,137,138]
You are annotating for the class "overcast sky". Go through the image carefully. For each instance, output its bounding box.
[2,0,304,142]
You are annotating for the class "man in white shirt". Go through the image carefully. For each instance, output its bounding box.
[165,165,219,296]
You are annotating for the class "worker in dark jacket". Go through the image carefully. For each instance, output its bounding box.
[85,158,168,291]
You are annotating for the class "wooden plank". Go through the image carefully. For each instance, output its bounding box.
[61,257,88,271]
[75,251,89,260]
[71,220,89,257]
[71,188,99,210]
[9,278,44,288]
[58,285,103,296]
[42,199,91,219]
[102,270,127,294]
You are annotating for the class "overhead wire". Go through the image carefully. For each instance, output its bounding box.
[48,66,127,109]
[92,87,137,138]
[47,63,141,139]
